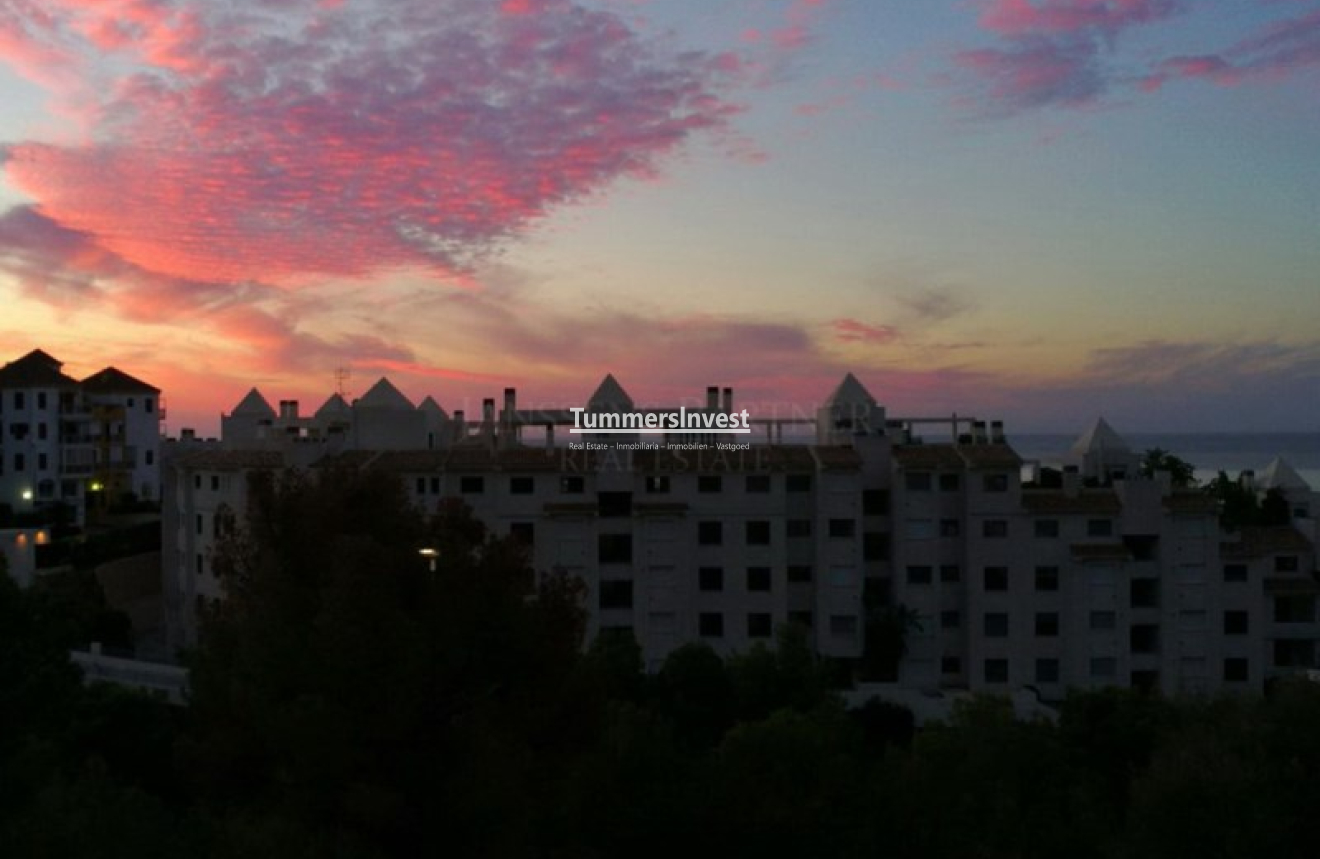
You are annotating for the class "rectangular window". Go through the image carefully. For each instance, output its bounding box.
[863,531,888,561]
[196,514,203,535]
[984,612,1009,637]
[36,391,47,409]
[598,491,632,518]
[194,474,202,490]
[645,475,670,494]
[905,472,932,492]
[1223,610,1249,635]
[1035,566,1059,592]
[1130,578,1159,608]
[15,392,25,409]
[699,567,724,592]
[145,398,154,413]
[1036,658,1060,684]
[939,564,961,583]
[906,565,933,585]
[1276,555,1300,573]
[745,521,771,546]
[984,566,1008,591]
[15,453,25,471]
[430,477,440,494]
[786,474,812,493]
[697,475,722,494]
[907,519,935,540]
[37,422,47,440]
[597,534,633,564]
[560,476,585,494]
[1035,519,1060,538]
[37,453,47,471]
[1223,563,1248,583]
[942,656,962,675]
[747,613,773,638]
[828,518,855,538]
[1130,624,1159,654]
[745,474,770,493]
[941,610,960,629]
[939,518,961,537]
[416,477,426,495]
[787,519,812,538]
[196,554,204,575]
[460,476,484,494]
[829,614,858,638]
[510,522,535,546]
[982,519,1008,538]
[1090,610,1117,631]
[1223,658,1249,682]
[1087,519,1114,538]
[939,473,961,492]
[746,567,772,592]
[1090,657,1117,679]
[145,451,154,466]
[510,476,534,495]
[787,565,812,583]
[1274,595,1315,624]
[984,659,1009,684]
[211,475,220,491]
[983,473,1009,492]
[697,521,723,546]
[862,489,889,515]
[598,580,634,609]
[699,612,724,637]
[1035,612,1059,637]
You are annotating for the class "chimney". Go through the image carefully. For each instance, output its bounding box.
[504,387,516,415]
[482,398,495,424]
[706,386,719,410]
[453,410,466,441]
[973,420,987,443]
[181,428,196,441]
[279,399,299,420]
[722,387,733,413]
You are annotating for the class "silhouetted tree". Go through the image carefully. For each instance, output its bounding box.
[1140,447,1197,487]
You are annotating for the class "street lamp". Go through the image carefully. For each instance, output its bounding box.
[418,547,438,573]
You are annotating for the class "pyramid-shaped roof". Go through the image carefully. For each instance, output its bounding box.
[231,388,276,418]
[588,374,633,410]
[0,349,78,388]
[418,396,449,420]
[1070,417,1130,456]
[314,393,352,420]
[81,366,159,394]
[823,372,875,407]
[355,377,414,410]
[1259,457,1311,491]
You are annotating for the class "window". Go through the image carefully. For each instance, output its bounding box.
[1223,658,1249,682]
[863,531,888,561]
[1130,624,1159,654]
[697,475,722,494]
[745,521,771,546]
[982,519,1008,538]
[193,474,201,490]
[1035,612,1059,637]
[211,475,220,491]
[983,473,1009,492]
[14,392,24,409]
[939,518,960,537]
[787,565,812,583]
[510,476,534,495]
[1131,578,1159,608]
[939,564,961,583]
[145,451,154,466]
[745,474,770,493]
[939,473,961,492]
[1035,566,1059,592]
[1275,555,1300,573]
[906,565,932,585]
[746,567,772,592]
[699,567,724,592]
[598,491,632,517]
[984,566,1008,591]
[1036,658,1060,684]
[14,453,24,472]
[416,477,426,495]
[460,476,484,494]
[699,612,724,637]
[786,474,812,493]
[1035,519,1059,538]
[829,614,858,638]
[598,580,633,609]
[828,518,855,538]
[598,534,633,564]
[984,612,1009,637]
[1274,595,1315,624]
[862,489,889,515]
[36,391,46,409]
[1223,610,1249,635]
[941,656,962,675]
[1089,610,1116,631]
[645,475,670,494]
[1223,563,1248,582]
[37,453,47,471]
[510,522,534,546]
[196,514,203,535]
[787,519,812,538]
[905,472,932,492]
[1090,657,1117,679]
[747,613,773,638]
[196,554,204,575]
[984,659,1009,684]
[941,610,960,629]
[430,477,440,494]
[1087,519,1113,538]
[145,398,154,413]
[560,476,585,494]
[37,422,47,440]
[697,521,723,546]
[907,519,935,540]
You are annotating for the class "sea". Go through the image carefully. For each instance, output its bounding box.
[1007,433,1320,490]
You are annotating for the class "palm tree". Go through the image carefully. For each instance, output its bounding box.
[1139,447,1197,488]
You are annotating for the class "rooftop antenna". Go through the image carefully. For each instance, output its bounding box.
[334,366,352,399]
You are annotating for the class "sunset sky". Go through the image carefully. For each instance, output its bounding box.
[1,0,1317,435]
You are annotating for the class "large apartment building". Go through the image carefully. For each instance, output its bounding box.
[0,349,163,525]
[162,373,1318,697]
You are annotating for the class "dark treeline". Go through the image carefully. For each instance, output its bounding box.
[4,467,1320,857]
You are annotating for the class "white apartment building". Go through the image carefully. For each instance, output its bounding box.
[161,373,1318,697]
[0,350,163,530]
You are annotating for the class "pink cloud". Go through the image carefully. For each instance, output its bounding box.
[0,0,740,286]
[830,319,899,344]
[1142,9,1320,90]
[955,38,1105,112]
[979,0,1182,39]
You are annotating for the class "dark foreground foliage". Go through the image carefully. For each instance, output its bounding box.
[4,471,1320,858]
